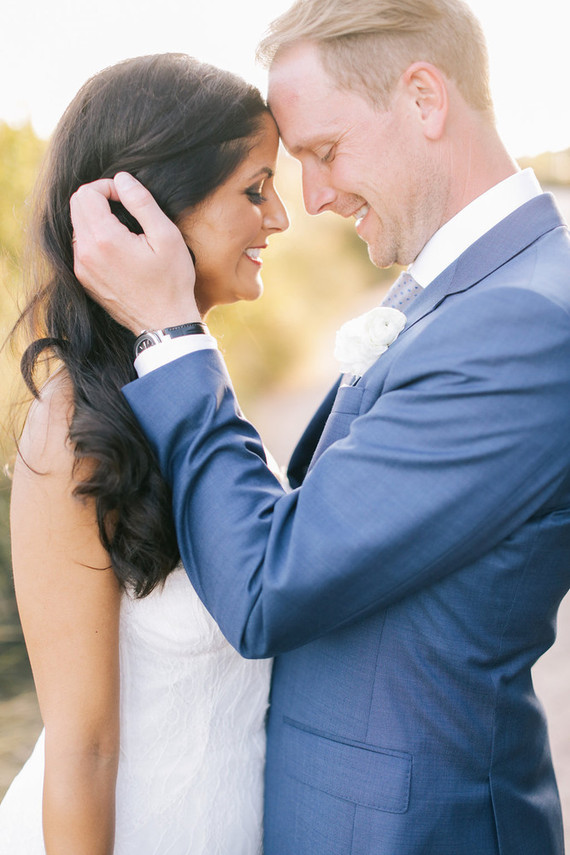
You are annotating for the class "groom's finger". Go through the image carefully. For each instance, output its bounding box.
[113,172,180,247]
[70,178,124,244]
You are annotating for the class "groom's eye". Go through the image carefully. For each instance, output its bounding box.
[320,145,336,164]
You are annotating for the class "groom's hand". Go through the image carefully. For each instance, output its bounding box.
[70,172,200,333]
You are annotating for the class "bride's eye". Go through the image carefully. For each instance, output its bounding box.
[246,184,267,205]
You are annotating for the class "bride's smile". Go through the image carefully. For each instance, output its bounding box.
[178,113,289,315]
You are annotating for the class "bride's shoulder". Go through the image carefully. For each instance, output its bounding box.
[16,368,75,475]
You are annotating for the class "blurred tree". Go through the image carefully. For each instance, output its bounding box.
[0,122,46,454]
[0,123,45,696]
[519,148,570,186]
[0,477,13,622]
[0,122,46,336]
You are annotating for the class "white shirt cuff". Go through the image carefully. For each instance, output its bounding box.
[134,334,218,378]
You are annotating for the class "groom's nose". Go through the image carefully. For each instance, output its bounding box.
[301,165,337,216]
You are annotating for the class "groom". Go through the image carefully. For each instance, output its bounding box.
[71,1,570,852]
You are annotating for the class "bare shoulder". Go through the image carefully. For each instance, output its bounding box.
[10,367,110,575]
[16,368,76,478]
[10,368,121,753]
[11,365,117,602]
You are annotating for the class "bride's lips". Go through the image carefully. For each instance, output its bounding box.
[244,246,266,266]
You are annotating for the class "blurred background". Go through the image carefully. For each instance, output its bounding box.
[0,0,569,845]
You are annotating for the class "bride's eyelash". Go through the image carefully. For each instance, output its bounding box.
[246,186,267,205]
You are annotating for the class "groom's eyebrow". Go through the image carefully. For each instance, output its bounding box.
[288,137,327,156]
[287,125,342,156]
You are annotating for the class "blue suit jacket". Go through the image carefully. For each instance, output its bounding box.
[125,194,570,854]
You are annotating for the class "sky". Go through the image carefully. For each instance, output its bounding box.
[1,0,568,158]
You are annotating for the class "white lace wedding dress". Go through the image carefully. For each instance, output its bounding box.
[0,566,272,854]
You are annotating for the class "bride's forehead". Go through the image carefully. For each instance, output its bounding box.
[236,125,279,173]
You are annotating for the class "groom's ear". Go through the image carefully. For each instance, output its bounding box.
[401,62,448,141]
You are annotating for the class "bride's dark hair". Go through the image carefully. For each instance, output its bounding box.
[13,53,268,596]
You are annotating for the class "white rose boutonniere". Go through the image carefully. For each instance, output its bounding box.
[334,306,406,377]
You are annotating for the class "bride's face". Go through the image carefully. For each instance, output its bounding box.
[178,113,289,315]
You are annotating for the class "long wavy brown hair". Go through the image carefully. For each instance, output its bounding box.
[13,53,267,596]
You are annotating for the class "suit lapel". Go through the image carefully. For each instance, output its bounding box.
[296,193,566,475]
[308,383,366,469]
[287,377,341,487]
[404,193,564,331]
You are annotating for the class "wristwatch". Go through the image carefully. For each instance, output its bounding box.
[134,322,209,358]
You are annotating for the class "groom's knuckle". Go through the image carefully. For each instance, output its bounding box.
[75,231,110,266]
[71,184,91,207]
[92,231,115,254]
[72,246,88,277]
[73,242,92,271]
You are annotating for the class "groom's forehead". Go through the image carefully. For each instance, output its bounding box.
[269,102,340,156]
[267,41,336,105]
[267,50,349,149]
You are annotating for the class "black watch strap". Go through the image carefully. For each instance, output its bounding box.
[134,322,209,358]
[163,322,209,337]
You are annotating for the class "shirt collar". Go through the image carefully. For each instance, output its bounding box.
[409,168,543,288]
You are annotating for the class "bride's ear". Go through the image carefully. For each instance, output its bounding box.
[401,61,449,141]
[175,213,196,263]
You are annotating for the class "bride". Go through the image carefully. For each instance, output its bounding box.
[0,53,288,854]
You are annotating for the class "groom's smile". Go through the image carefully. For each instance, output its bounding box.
[268,40,452,269]
[353,203,370,226]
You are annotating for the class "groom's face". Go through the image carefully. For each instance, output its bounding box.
[268,41,443,268]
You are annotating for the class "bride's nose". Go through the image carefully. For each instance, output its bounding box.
[264,191,290,233]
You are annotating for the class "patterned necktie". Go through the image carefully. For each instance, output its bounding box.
[381,271,423,310]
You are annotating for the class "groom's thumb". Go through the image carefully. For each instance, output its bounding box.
[114,171,145,197]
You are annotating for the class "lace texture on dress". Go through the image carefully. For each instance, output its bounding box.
[0,567,272,854]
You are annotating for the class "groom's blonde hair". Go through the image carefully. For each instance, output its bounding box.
[257,0,493,113]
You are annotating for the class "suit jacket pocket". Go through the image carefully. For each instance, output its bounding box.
[282,717,411,814]
[310,385,366,465]
[331,383,366,415]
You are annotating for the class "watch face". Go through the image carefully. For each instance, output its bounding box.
[134,331,162,356]
[136,338,155,353]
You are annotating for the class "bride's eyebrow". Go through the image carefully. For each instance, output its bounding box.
[246,167,274,182]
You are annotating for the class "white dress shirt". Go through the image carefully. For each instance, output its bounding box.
[409,168,542,288]
[134,332,218,377]
[135,168,543,377]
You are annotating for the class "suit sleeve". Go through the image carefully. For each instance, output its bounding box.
[123,286,570,657]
